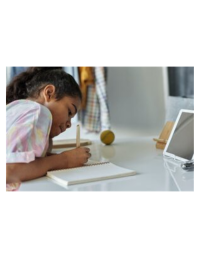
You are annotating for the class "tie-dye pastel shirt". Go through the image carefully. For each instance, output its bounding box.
[6,100,52,190]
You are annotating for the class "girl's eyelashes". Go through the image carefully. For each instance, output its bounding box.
[68,109,72,116]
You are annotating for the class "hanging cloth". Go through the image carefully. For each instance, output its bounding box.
[83,83,101,132]
[80,67,111,132]
[78,67,95,109]
[94,67,111,131]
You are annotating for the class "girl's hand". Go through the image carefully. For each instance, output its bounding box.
[60,147,91,168]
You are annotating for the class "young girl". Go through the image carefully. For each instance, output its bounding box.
[6,67,91,190]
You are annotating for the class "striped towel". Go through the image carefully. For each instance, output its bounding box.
[81,67,111,132]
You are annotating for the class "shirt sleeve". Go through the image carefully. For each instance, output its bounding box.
[6,104,52,163]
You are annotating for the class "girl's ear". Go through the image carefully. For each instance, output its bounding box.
[43,85,56,102]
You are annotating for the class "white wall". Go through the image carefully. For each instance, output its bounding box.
[107,67,168,135]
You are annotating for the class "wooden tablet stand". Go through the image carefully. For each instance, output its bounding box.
[153,121,174,150]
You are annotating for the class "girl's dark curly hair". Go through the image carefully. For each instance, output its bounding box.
[6,67,82,104]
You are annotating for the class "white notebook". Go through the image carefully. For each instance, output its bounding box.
[46,161,136,187]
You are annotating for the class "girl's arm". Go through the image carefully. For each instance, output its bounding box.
[6,147,91,184]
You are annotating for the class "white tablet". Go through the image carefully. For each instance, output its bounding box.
[163,109,194,162]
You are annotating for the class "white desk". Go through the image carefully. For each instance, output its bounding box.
[19,131,194,191]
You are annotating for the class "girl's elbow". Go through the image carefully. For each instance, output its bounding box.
[6,164,20,184]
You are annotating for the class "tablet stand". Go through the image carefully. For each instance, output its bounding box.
[153,121,174,150]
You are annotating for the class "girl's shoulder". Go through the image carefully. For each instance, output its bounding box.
[6,100,52,129]
[7,99,51,118]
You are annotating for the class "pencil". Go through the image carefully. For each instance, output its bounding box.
[76,124,80,148]
[153,138,167,144]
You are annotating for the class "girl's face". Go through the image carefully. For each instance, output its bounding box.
[45,95,81,138]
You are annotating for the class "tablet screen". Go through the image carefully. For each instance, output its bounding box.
[164,110,194,161]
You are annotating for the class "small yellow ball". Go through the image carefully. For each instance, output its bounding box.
[100,130,115,145]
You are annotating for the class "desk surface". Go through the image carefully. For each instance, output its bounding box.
[19,131,194,191]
